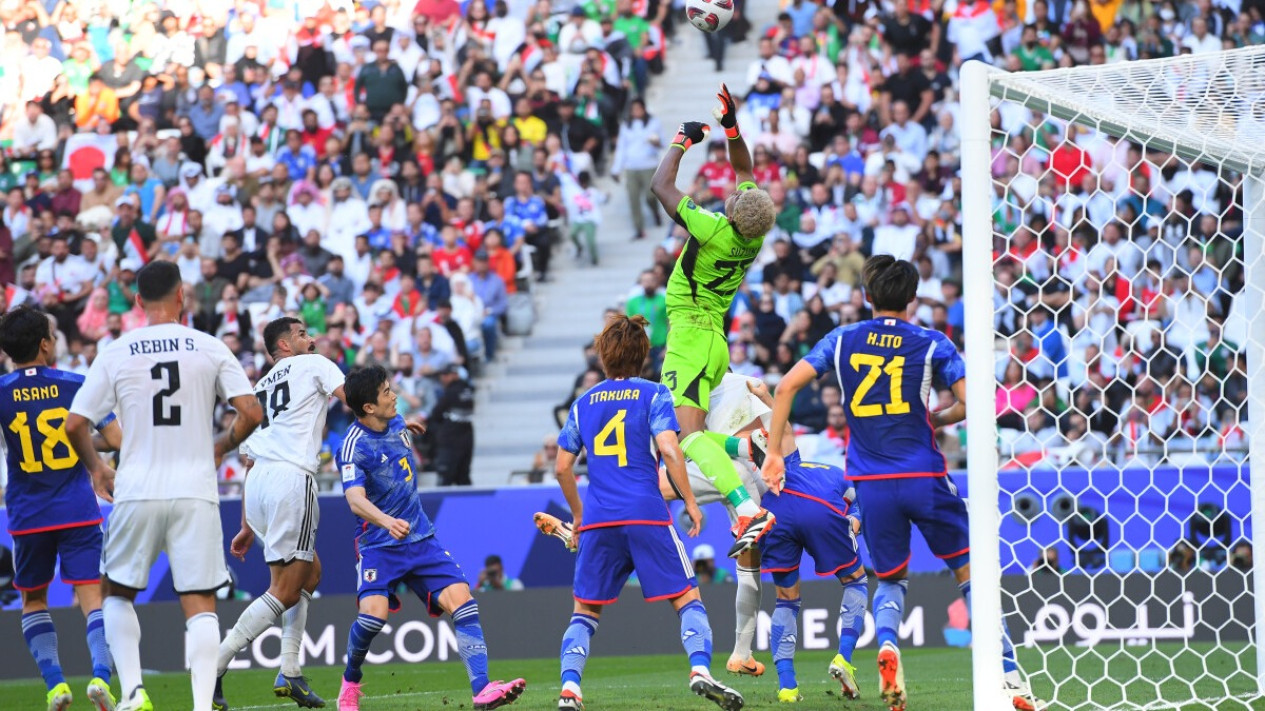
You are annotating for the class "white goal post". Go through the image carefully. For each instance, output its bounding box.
[961,49,1265,710]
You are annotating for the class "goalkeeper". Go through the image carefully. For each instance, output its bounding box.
[651,83,778,558]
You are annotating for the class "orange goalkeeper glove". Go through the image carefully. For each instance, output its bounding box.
[712,82,739,140]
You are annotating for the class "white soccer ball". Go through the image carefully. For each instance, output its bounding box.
[684,0,734,33]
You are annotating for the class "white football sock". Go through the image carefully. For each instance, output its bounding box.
[735,499,761,518]
[732,566,761,660]
[217,593,284,676]
[187,612,220,711]
[103,596,143,700]
[281,591,312,678]
[735,437,751,459]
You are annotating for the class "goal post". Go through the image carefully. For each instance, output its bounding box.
[961,49,1265,710]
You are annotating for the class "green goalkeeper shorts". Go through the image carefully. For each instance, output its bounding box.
[661,319,729,412]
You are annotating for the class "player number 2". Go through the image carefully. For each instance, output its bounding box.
[594,409,628,466]
[7,408,78,473]
[849,354,911,417]
[150,361,182,426]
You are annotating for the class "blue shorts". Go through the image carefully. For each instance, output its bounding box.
[13,523,103,591]
[760,490,862,585]
[856,475,970,578]
[573,524,697,604]
[357,535,469,615]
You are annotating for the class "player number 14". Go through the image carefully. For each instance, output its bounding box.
[594,409,628,466]
[849,354,911,417]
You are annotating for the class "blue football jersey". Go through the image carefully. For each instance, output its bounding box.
[558,377,679,529]
[0,366,113,534]
[773,452,858,518]
[336,415,435,552]
[802,318,965,480]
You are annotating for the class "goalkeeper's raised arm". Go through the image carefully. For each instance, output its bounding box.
[713,83,755,187]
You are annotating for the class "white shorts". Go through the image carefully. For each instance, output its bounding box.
[686,459,766,525]
[102,499,229,594]
[246,461,319,565]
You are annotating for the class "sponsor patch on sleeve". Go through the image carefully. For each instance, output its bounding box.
[341,463,356,483]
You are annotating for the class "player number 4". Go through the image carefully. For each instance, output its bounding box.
[594,409,628,467]
[7,407,78,473]
[849,354,911,418]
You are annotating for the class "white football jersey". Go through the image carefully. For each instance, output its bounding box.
[706,374,772,436]
[70,323,253,503]
[241,353,344,474]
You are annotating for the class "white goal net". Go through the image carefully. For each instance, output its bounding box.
[960,49,1265,710]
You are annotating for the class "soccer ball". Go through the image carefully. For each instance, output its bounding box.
[684,0,734,33]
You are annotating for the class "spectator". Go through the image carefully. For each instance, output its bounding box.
[431,364,475,487]
[477,555,524,592]
[691,544,731,584]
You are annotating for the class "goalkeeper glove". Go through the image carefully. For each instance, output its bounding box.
[712,82,739,140]
[671,121,710,152]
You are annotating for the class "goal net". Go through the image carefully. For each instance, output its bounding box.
[959,49,1265,710]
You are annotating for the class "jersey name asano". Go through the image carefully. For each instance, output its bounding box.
[0,367,112,534]
[667,182,764,328]
[336,415,434,552]
[802,318,966,480]
[242,353,345,474]
[70,323,254,503]
[558,377,678,529]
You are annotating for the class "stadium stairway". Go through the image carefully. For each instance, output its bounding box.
[467,7,778,487]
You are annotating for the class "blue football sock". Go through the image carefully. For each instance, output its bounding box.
[874,580,908,649]
[85,608,111,682]
[676,600,713,672]
[452,600,490,695]
[771,598,800,689]
[560,613,599,688]
[960,580,1018,673]
[343,613,385,683]
[22,611,65,690]
[838,578,868,663]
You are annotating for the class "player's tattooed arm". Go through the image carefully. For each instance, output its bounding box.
[555,449,584,543]
[657,431,703,537]
[344,486,411,540]
[214,393,264,466]
[930,378,967,429]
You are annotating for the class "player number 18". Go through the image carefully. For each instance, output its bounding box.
[7,407,78,473]
[849,354,911,418]
[594,409,628,466]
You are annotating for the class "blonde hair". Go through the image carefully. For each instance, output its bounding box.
[730,188,776,239]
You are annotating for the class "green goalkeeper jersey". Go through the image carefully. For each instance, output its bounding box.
[667,182,764,331]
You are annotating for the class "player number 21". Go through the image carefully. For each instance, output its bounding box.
[849,354,911,418]
[7,407,78,473]
[594,409,628,466]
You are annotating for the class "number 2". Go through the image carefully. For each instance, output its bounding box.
[849,354,910,418]
[151,361,181,426]
[7,408,78,473]
[594,409,628,466]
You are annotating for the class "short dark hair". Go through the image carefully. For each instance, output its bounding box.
[263,317,303,357]
[862,255,919,312]
[136,260,183,302]
[0,306,52,363]
[345,365,389,417]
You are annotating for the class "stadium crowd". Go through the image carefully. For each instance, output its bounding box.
[604,0,1260,474]
[0,0,676,488]
[0,0,1259,491]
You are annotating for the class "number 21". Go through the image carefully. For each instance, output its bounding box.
[849,354,910,417]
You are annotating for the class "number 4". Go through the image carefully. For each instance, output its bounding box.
[594,409,628,466]
[849,354,911,418]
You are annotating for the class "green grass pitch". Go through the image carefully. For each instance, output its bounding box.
[1,645,1262,710]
